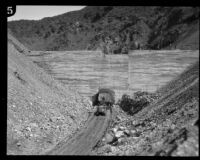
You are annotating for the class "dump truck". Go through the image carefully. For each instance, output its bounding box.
[91,88,115,116]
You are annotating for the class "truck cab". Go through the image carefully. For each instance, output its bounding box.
[92,88,115,116]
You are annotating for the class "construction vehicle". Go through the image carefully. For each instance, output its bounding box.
[92,88,115,116]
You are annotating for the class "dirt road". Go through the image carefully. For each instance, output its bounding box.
[46,110,112,155]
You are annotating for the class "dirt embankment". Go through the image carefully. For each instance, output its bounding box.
[7,32,92,155]
[93,61,199,156]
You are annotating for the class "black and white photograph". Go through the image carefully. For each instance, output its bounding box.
[7,5,199,156]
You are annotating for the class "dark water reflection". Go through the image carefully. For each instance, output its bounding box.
[29,50,199,100]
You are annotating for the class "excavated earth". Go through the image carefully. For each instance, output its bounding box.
[92,61,199,156]
[7,31,92,155]
[7,30,199,156]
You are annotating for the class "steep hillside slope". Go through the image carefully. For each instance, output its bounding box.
[93,60,199,156]
[172,23,199,50]
[132,61,199,156]
[8,6,199,52]
[8,29,31,55]
[7,33,92,155]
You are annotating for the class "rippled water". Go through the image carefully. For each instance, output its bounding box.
[29,50,199,100]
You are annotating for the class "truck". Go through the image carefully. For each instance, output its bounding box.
[91,88,115,116]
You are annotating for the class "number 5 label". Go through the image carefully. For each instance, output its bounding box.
[7,5,16,17]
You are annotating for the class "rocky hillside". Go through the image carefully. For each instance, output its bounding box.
[7,32,92,155]
[8,6,199,52]
[92,60,199,156]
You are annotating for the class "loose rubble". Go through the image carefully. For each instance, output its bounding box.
[92,83,199,156]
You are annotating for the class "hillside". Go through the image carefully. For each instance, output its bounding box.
[132,61,199,156]
[8,6,199,52]
[7,32,92,155]
[93,60,199,156]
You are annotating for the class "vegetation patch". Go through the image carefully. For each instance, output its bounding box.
[8,7,199,51]
[118,91,159,115]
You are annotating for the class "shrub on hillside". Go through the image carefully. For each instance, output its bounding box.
[133,91,159,103]
[118,91,158,115]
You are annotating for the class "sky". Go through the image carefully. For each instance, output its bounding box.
[8,5,86,21]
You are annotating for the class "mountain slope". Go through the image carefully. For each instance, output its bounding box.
[93,60,199,156]
[7,32,92,155]
[173,23,199,49]
[8,6,199,52]
[131,61,199,155]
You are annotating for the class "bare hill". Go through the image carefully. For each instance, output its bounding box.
[7,32,92,155]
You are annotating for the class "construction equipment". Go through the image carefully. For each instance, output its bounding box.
[92,88,115,116]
